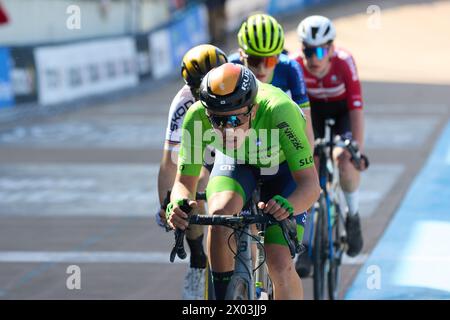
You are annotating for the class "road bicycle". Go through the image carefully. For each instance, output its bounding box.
[310,118,369,300]
[168,184,303,300]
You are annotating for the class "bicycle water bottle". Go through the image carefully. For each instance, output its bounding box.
[255,282,269,300]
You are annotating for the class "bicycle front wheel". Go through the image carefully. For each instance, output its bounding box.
[313,194,327,300]
[327,200,343,300]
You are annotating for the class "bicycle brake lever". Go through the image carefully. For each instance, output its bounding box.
[169,199,192,262]
[279,217,302,259]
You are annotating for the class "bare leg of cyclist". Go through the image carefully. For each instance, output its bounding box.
[207,190,243,300]
[334,147,360,194]
[333,147,364,257]
[266,243,303,299]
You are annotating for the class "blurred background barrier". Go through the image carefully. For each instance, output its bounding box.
[0,47,13,108]
[268,0,331,15]
[34,37,139,106]
[0,0,343,109]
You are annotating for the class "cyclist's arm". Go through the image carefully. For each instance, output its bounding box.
[288,166,320,213]
[157,145,178,205]
[302,108,315,150]
[342,53,365,151]
[170,173,199,204]
[171,102,208,200]
[159,85,195,205]
[272,98,320,211]
[349,109,365,152]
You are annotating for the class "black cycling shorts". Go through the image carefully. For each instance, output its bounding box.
[311,99,352,140]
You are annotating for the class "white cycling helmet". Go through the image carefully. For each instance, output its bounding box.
[297,15,336,46]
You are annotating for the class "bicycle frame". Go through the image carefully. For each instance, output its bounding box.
[310,118,348,300]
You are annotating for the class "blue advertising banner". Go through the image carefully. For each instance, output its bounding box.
[268,0,329,16]
[0,47,14,108]
[169,4,209,70]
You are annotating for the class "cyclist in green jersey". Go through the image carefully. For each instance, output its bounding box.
[166,63,320,300]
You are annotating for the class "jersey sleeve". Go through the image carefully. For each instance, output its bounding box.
[164,88,195,151]
[177,104,208,177]
[287,59,310,109]
[271,98,314,172]
[340,53,364,111]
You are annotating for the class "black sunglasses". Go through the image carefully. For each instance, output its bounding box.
[206,105,254,129]
[302,45,330,60]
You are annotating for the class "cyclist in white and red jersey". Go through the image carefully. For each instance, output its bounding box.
[290,15,368,277]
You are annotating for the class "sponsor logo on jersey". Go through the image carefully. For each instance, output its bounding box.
[299,155,313,168]
[276,122,304,150]
[170,100,194,131]
[220,164,235,171]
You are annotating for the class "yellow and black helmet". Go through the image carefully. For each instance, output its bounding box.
[199,63,258,112]
[181,44,228,89]
[238,13,285,57]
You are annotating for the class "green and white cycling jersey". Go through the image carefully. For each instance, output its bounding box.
[178,82,314,176]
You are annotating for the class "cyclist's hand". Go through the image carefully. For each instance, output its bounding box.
[166,200,197,230]
[258,197,292,221]
[349,152,369,171]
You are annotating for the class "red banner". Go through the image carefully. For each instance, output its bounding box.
[0,2,9,25]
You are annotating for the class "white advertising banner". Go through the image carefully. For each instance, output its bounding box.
[149,29,172,80]
[35,37,138,106]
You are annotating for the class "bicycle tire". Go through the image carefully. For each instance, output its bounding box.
[313,194,327,300]
[328,200,342,300]
[328,258,340,300]
[204,260,216,300]
[225,276,249,300]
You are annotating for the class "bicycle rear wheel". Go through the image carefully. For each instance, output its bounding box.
[225,276,249,300]
[313,194,328,300]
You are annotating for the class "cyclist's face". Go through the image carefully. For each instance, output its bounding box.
[206,105,256,150]
[302,43,333,75]
[239,49,278,83]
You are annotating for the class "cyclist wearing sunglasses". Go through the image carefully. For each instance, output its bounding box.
[291,15,368,276]
[157,44,228,299]
[165,63,320,300]
[228,13,314,148]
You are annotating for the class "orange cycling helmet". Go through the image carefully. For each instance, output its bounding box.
[199,63,258,112]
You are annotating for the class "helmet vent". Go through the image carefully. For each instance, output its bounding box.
[311,27,319,39]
